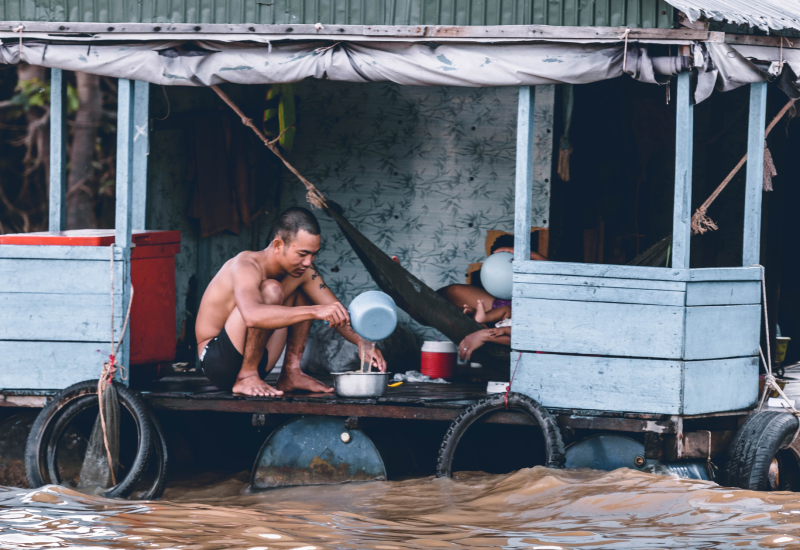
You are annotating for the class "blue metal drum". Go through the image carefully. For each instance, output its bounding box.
[250,416,387,489]
[348,291,398,341]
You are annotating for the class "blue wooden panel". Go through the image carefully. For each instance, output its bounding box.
[0,245,124,261]
[514,273,686,291]
[514,261,763,282]
[0,258,123,294]
[688,267,762,281]
[683,305,761,360]
[514,282,684,306]
[0,341,112,390]
[672,71,693,270]
[514,260,685,280]
[685,281,761,306]
[683,357,758,415]
[512,297,684,358]
[49,68,67,232]
[743,82,767,267]
[0,293,123,342]
[511,352,683,414]
[514,86,534,264]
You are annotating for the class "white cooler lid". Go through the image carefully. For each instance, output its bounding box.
[422,341,457,353]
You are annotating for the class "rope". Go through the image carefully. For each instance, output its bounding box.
[210,85,328,210]
[12,25,23,61]
[619,28,631,74]
[692,98,797,235]
[505,352,522,410]
[97,244,134,486]
[755,267,800,446]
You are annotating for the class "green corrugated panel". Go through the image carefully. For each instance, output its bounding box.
[0,0,672,26]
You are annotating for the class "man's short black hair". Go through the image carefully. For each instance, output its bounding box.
[490,232,538,253]
[267,207,321,247]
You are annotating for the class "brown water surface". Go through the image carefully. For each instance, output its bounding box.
[2,468,800,549]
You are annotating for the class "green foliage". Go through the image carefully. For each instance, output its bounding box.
[12,78,48,111]
[66,83,79,112]
[11,78,79,113]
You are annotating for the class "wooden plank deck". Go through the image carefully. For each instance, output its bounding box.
[1,372,755,434]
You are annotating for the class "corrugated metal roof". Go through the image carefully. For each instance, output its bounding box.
[0,0,673,28]
[665,0,800,32]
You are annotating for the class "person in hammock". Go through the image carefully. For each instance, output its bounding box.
[196,207,386,397]
[393,234,546,328]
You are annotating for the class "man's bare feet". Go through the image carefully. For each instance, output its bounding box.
[232,374,284,397]
[474,299,488,324]
[277,367,334,393]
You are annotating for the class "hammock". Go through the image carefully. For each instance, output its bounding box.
[325,202,511,377]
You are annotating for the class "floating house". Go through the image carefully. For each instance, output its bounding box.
[0,0,799,496]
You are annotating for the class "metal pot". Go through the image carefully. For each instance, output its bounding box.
[332,372,390,398]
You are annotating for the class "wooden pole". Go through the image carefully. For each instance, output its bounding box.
[48,68,67,231]
[743,82,768,266]
[671,72,694,270]
[115,78,135,378]
[514,86,534,265]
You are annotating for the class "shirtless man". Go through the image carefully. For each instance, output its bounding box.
[196,207,387,397]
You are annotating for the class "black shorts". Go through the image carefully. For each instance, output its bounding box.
[199,326,269,391]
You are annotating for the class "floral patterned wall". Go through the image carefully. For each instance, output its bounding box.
[281,80,550,341]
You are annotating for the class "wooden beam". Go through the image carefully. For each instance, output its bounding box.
[743,82,767,267]
[0,22,715,41]
[726,34,800,50]
[132,81,149,230]
[48,68,67,231]
[514,86,534,263]
[664,430,734,460]
[671,71,694,270]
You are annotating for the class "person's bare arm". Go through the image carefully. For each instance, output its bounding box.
[302,265,387,372]
[233,256,349,330]
[458,328,510,361]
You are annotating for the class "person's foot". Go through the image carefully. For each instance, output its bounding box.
[474,299,488,324]
[232,374,284,397]
[463,303,476,317]
[277,368,334,393]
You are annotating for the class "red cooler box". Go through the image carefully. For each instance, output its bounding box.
[0,230,180,387]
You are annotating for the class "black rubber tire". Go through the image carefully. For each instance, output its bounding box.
[25,380,152,499]
[45,394,168,500]
[436,392,565,478]
[727,410,800,491]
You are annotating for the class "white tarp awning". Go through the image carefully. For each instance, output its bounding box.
[0,40,793,103]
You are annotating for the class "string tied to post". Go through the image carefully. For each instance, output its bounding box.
[505,352,523,410]
[619,28,631,74]
[756,267,800,446]
[96,244,134,486]
[12,25,23,61]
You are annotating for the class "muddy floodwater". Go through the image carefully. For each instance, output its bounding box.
[2,468,800,549]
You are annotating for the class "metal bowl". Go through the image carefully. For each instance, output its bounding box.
[332,372,390,398]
